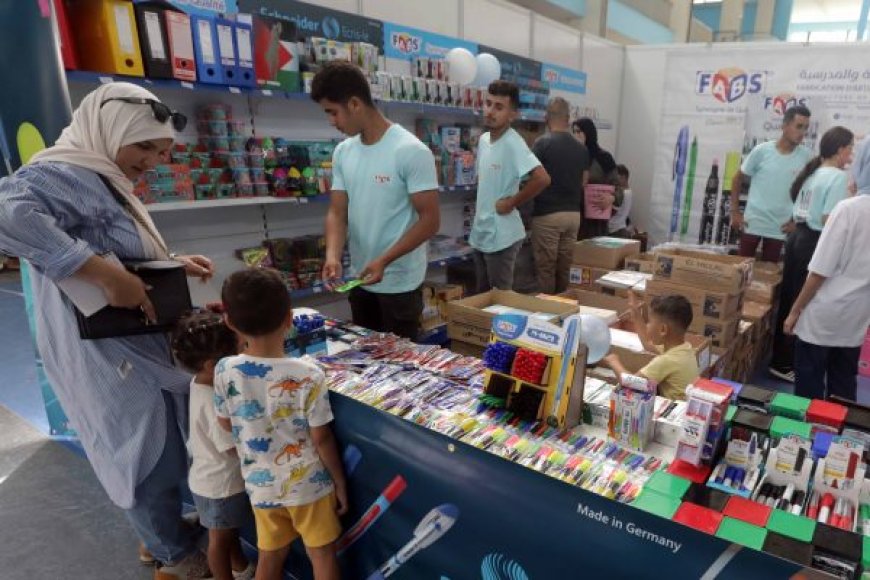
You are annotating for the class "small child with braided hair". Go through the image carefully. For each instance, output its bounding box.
[172,311,254,580]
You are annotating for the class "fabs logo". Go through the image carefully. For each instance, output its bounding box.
[696,67,765,103]
[763,93,808,116]
[391,32,422,55]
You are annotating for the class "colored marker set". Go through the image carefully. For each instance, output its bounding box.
[608,378,655,452]
[709,462,762,497]
[805,492,855,530]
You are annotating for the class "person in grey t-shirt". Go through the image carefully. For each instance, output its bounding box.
[531,98,589,294]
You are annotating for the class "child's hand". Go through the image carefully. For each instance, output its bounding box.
[603,354,620,368]
[335,483,349,516]
[628,290,642,311]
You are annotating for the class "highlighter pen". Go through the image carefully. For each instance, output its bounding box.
[669,125,690,242]
[680,136,698,238]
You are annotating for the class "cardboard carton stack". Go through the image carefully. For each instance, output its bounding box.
[420,283,464,332]
[568,237,641,292]
[645,249,753,354]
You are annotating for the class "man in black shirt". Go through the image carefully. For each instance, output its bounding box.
[531,97,589,293]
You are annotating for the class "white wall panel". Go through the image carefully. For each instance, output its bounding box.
[616,46,668,233]
[463,0,531,56]
[580,35,624,153]
[361,0,460,36]
[532,16,582,70]
[298,0,359,15]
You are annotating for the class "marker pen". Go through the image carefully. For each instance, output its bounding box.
[733,468,746,490]
[818,493,835,524]
[806,491,820,520]
[743,469,761,494]
[712,463,728,484]
[790,491,806,515]
[830,498,844,528]
[756,483,773,505]
[777,484,795,511]
[723,466,736,488]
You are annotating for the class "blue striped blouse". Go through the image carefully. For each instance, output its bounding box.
[0,162,191,509]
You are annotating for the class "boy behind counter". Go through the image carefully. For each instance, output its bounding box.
[604,293,700,401]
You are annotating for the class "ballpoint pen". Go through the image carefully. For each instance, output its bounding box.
[680,136,698,239]
[669,125,690,242]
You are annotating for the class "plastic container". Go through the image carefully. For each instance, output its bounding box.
[253,182,271,196]
[220,152,246,169]
[236,183,254,197]
[249,168,266,183]
[673,502,723,534]
[227,120,246,136]
[716,517,767,550]
[195,184,215,200]
[229,135,247,152]
[232,168,252,185]
[770,393,811,421]
[216,183,235,198]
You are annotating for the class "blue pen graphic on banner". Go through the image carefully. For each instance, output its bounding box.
[541,64,586,95]
[382,22,478,61]
[669,125,690,242]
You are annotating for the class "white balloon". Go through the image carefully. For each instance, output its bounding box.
[446,47,477,86]
[577,314,612,364]
[473,53,501,87]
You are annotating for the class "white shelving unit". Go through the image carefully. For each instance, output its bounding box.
[66,70,479,314]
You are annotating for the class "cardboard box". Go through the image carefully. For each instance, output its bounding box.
[608,329,711,375]
[449,340,485,358]
[752,261,783,284]
[653,249,753,293]
[689,315,740,349]
[446,290,578,347]
[646,279,743,320]
[554,288,635,324]
[421,283,464,330]
[624,253,657,274]
[568,264,609,290]
[745,279,780,304]
[572,237,641,270]
[704,346,734,379]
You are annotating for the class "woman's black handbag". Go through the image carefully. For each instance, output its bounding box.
[75,260,191,339]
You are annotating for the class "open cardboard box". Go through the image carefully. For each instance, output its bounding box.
[568,264,609,290]
[646,279,743,320]
[608,326,712,375]
[446,290,579,347]
[550,288,637,325]
[624,253,657,274]
[572,237,641,270]
[653,249,753,293]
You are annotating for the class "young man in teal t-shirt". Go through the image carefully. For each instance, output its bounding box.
[730,106,813,262]
[312,62,440,339]
[470,80,550,292]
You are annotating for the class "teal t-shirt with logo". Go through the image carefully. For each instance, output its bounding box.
[469,128,541,253]
[793,166,848,232]
[331,124,438,294]
[741,141,813,240]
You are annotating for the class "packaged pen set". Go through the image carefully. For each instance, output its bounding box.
[608,374,655,452]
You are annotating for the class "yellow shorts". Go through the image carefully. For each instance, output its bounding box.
[253,492,342,551]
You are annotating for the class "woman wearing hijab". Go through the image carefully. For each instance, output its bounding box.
[0,83,214,579]
[572,117,621,238]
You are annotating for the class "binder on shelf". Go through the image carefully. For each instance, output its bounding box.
[66,0,145,77]
[232,15,256,88]
[191,15,223,85]
[53,0,79,69]
[215,17,240,86]
[165,10,196,82]
[133,2,172,79]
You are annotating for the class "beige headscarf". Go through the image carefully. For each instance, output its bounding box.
[30,82,174,259]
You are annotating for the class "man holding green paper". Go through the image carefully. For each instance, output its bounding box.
[312,62,441,340]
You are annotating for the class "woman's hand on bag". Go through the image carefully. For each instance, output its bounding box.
[103,269,157,323]
[175,255,214,282]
